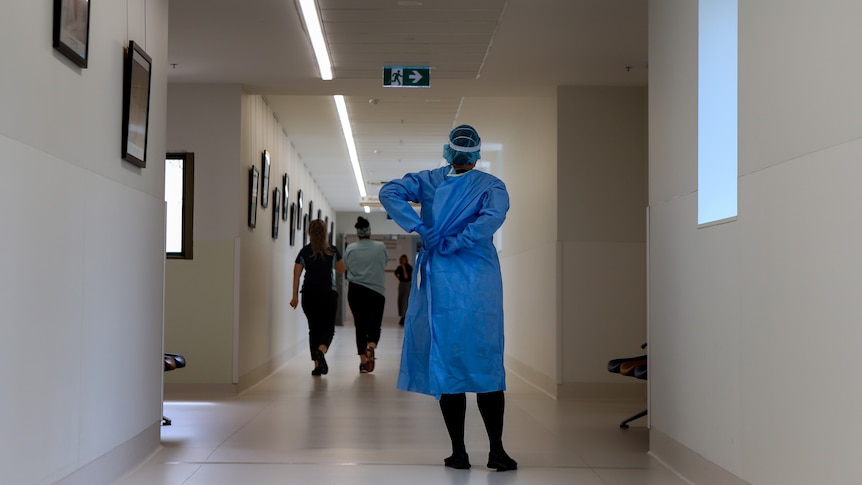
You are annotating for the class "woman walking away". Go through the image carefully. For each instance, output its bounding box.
[343,216,388,373]
[379,124,517,471]
[394,254,413,326]
[290,219,346,376]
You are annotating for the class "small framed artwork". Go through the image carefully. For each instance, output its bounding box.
[121,41,153,168]
[307,200,314,223]
[317,209,322,220]
[272,187,280,239]
[260,151,271,208]
[302,214,309,246]
[53,0,91,68]
[296,190,304,229]
[329,221,335,245]
[281,174,290,221]
[289,203,296,246]
[248,166,259,228]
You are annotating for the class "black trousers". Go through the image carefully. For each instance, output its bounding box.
[397,281,411,317]
[439,391,506,454]
[301,289,337,359]
[347,282,385,355]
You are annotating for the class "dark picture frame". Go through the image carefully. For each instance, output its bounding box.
[121,41,153,168]
[272,188,280,239]
[281,174,290,221]
[260,151,271,208]
[53,0,90,68]
[307,200,314,224]
[329,221,335,245]
[248,166,259,228]
[296,190,304,229]
[302,214,309,246]
[289,203,296,246]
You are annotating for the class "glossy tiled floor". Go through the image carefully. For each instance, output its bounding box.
[118,319,685,485]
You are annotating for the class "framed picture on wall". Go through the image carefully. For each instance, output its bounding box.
[248,166,259,228]
[317,209,322,220]
[121,41,152,168]
[302,214,309,246]
[53,0,90,68]
[272,187,280,239]
[260,151,271,208]
[307,201,314,223]
[296,190,304,229]
[281,174,289,221]
[289,203,296,246]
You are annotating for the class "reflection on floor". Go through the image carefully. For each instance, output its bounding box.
[118,319,683,485]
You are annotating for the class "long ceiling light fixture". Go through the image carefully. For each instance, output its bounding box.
[334,95,368,208]
[297,0,333,80]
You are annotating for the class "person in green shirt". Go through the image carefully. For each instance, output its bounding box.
[343,216,388,373]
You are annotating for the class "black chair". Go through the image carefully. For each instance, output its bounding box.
[607,343,647,429]
[162,353,186,426]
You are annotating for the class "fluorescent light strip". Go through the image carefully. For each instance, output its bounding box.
[298,0,333,80]
[334,95,367,199]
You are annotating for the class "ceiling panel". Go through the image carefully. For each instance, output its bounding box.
[168,0,647,211]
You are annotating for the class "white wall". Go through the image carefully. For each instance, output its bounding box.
[237,94,334,389]
[0,1,169,483]
[649,1,862,483]
[458,94,560,395]
[165,85,242,388]
[165,89,336,392]
[557,86,648,397]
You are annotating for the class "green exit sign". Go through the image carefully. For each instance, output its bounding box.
[383,66,430,88]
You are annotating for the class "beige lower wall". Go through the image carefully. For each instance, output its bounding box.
[165,240,236,385]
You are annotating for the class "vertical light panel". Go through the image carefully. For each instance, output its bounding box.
[165,156,184,253]
[698,0,738,224]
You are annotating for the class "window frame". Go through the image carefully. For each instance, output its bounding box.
[165,152,195,260]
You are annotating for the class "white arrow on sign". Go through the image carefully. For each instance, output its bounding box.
[409,70,424,84]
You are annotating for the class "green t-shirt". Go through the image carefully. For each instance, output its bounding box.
[343,239,388,296]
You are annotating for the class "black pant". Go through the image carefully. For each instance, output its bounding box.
[347,282,385,355]
[301,289,337,359]
[397,281,411,317]
[439,391,506,454]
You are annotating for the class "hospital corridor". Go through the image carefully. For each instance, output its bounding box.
[117,318,682,485]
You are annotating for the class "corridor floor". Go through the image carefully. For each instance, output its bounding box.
[117,319,684,485]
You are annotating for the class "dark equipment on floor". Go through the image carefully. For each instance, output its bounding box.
[607,343,647,429]
[162,353,186,426]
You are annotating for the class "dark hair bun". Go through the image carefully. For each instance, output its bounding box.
[355,216,370,229]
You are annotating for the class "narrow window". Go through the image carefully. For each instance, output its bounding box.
[698,0,738,225]
[165,152,194,259]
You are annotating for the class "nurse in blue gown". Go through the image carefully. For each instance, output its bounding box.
[379,124,518,472]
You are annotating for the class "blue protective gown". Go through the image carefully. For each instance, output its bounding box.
[379,166,510,398]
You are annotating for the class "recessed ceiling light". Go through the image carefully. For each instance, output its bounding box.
[396,1,423,6]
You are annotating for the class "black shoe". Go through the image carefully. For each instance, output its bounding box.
[444,451,471,470]
[487,450,517,471]
[315,349,328,375]
[311,367,323,376]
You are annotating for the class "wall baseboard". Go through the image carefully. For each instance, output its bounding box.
[505,354,558,398]
[650,428,749,485]
[54,423,160,485]
[237,346,296,393]
[164,383,238,395]
[557,382,647,400]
